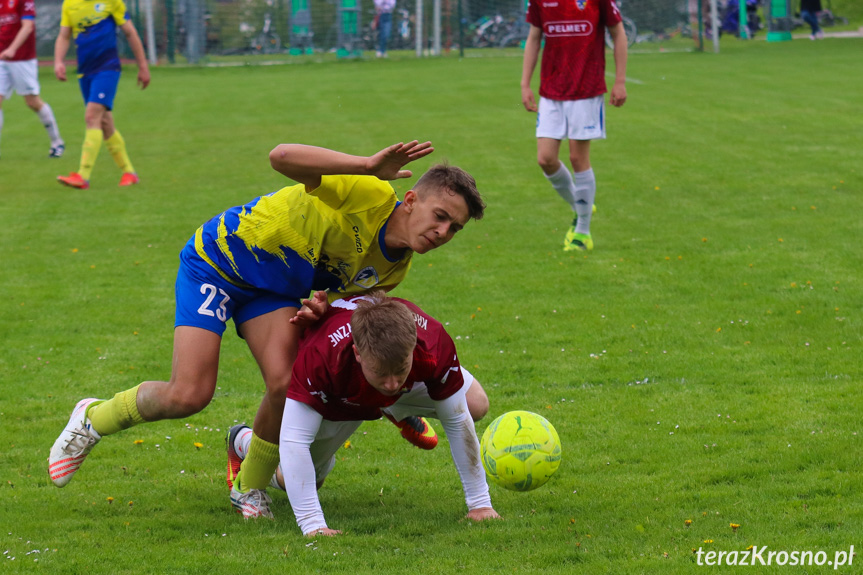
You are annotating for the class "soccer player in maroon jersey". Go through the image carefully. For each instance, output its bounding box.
[0,0,65,159]
[521,0,628,252]
[226,291,500,534]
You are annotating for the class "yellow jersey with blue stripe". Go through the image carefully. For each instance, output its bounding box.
[191,175,412,302]
[60,0,128,76]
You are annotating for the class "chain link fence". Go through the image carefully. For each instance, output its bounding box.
[34,0,700,63]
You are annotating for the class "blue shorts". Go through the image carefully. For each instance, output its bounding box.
[175,245,301,336]
[78,70,121,110]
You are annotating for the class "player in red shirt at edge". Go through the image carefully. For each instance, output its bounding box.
[0,0,65,158]
[521,0,628,252]
[226,291,500,535]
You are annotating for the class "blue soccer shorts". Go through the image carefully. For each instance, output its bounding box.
[78,70,121,110]
[174,246,302,336]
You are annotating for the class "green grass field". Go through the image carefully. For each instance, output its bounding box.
[2,37,861,574]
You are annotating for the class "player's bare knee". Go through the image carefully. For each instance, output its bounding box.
[264,374,292,403]
[466,381,490,422]
[165,381,213,417]
[537,155,558,174]
[25,97,43,112]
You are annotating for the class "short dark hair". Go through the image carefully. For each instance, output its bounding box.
[414,163,485,220]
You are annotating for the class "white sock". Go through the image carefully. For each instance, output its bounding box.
[545,163,577,209]
[573,168,596,235]
[234,427,254,459]
[37,103,63,146]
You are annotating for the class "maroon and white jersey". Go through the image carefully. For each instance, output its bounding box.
[286,295,464,421]
[526,0,621,101]
[0,0,36,60]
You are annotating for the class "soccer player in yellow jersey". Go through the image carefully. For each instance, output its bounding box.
[49,140,486,520]
[53,0,150,190]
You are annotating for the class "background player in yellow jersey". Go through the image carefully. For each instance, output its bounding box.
[53,0,150,190]
[49,140,486,520]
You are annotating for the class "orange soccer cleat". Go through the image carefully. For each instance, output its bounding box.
[57,172,89,190]
[118,172,139,186]
[385,414,439,450]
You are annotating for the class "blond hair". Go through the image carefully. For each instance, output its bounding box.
[350,291,417,374]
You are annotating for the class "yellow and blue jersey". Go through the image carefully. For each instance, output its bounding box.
[192,175,412,302]
[60,0,129,76]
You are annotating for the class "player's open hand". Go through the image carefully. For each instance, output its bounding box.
[466,507,501,522]
[290,290,329,327]
[367,140,434,180]
[54,62,67,82]
[306,527,342,537]
[521,86,537,112]
[0,47,16,60]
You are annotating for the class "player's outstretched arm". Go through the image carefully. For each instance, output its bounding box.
[269,141,434,191]
[435,392,501,521]
[54,27,72,81]
[280,400,336,536]
[120,20,150,89]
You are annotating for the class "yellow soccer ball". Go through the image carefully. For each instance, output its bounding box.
[480,411,562,491]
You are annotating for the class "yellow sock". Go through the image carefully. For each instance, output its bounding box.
[236,433,280,492]
[79,129,102,180]
[105,130,135,174]
[86,384,146,436]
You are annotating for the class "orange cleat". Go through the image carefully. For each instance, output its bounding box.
[385,413,439,450]
[119,172,139,186]
[57,172,89,190]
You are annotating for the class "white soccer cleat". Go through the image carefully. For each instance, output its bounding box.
[230,487,274,519]
[48,398,102,487]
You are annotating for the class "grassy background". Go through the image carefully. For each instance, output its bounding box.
[1,38,861,573]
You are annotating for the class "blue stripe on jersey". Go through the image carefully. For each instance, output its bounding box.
[75,17,122,76]
[196,198,318,299]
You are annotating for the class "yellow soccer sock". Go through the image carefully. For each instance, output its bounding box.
[235,433,280,492]
[86,384,146,436]
[79,129,103,180]
[105,130,135,174]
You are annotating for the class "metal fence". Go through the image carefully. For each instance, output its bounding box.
[34,0,700,63]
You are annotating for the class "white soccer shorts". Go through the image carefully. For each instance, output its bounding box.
[536,95,606,141]
[0,59,40,100]
[383,366,474,422]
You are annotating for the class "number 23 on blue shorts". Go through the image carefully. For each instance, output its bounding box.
[174,254,303,336]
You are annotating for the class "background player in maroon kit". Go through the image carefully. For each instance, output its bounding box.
[0,0,64,159]
[227,291,499,534]
[521,0,628,252]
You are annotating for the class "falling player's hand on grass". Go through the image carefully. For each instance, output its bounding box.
[467,507,501,521]
[307,527,342,537]
[367,140,434,180]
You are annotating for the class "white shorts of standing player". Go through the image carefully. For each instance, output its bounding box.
[0,59,41,99]
[536,95,606,141]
